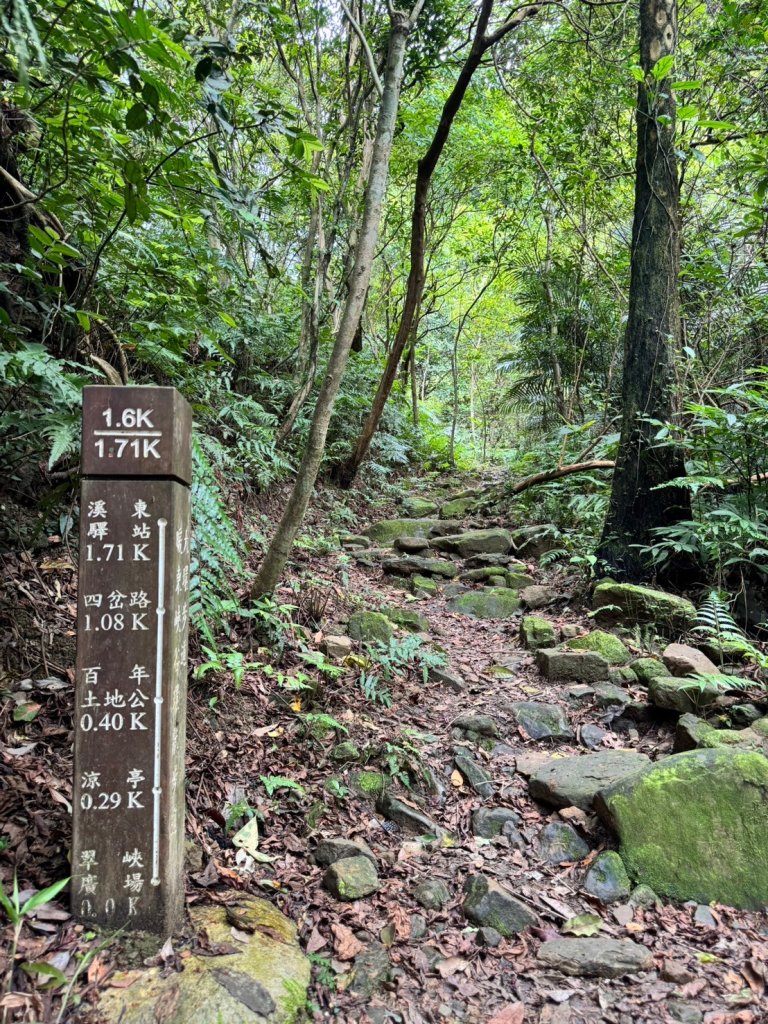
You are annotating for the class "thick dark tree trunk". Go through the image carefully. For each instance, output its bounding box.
[596,0,692,582]
[332,0,541,487]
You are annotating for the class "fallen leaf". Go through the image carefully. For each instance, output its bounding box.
[562,914,602,937]
[331,923,363,961]
[488,1004,525,1024]
[450,769,464,788]
[437,956,469,978]
[305,926,327,954]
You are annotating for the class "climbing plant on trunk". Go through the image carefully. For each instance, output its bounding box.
[596,0,692,581]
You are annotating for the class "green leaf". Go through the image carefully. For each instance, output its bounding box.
[217,311,238,328]
[13,702,41,723]
[651,55,675,80]
[677,105,698,119]
[20,877,70,917]
[231,817,260,856]
[629,65,644,82]
[21,962,67,990]
[562,913,603,937]
[75,311,91,331]
[125,103,148,130]
[672,80,702,90]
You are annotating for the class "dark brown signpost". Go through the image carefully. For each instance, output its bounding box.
[72,386,192,934]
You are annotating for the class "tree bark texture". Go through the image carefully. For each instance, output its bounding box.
[596,0,692,581]
[252,12,415,598]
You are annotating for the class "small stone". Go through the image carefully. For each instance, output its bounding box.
[476,926,503,947]
[349,771,389,799]
[412,574,438,596]
[184,839,204,873]
[377,792,444,837]
[693,904,717,927]
[536,648,610,683]
[662,643,720,678]
[383,606,429,632]
[348,611,394,644]
[667,1002,703,1024]
[608,666,638,686]
[537,822,590,864]
[520,616,557,651]
[394,535,432,553]
[582,851,631,903]
[511,524,559,558]
[322,634,353,659]
[511,701,573,742]
[323,856,379,900]
[383,555,458,579]
[454,714,499,737]
[414,879,451,911]
[331,740,361,762]
[520,585,557,610]
[429,666,465,692]
[537,937,653,978]
[314,838,377,867]
[629,884,659,908]
[341,534,370,549]
[580,724,607,749]
[454,755,494,798]
[560,624,581,640]
[568,685,595,700]
[462,874,538,935]
[592,683,630,709]
[661,959,696,984]
[472,807,522,839]
[410,913,427,939]
[349,942,391,997]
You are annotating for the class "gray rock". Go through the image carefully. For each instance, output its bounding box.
[520,585,557,610]
[537,937,653,978]
[453,714,499,737]
[568,685,595,700]
[458,567,508,583]
[582,851,631,903]
[448,588,521,620]
[365,519,441,546]
[394,536,432,553]
[382,556,458,578]
[511,701,573,742]
[471,807,522,839]
[537,822,590,864]
[464,553,513,569]
[402,497,439,518]
[349,942,391,998]
[410,913,427,939]
[322,635,353,658]
[536,648,610,683]
[414,879,451,911]
[511,525,559,558]
[377,792,444,837]
[431,528,513,557]
[476,926,503,947]
[662,643,720,677]
[529,751,650,811]
[454,755,494,798]
[443,583,469,598]
[429,666,465,692]
[314,838,377,868]
[580,724,607,750]
[520,616,557,651]
[323,856,379,900]
[648,674,721,714]
[592,683,630,708]
[629,884,659,908]
[331,740,361,762]
[462,874,538,936]
[667,1002,703,1024]
[693,904,717,927]
[608,666,638,686]
[560,624,581,640]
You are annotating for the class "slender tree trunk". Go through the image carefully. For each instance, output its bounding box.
[332,0,541,487]
[596,0,692,581]
[252,9,418,598]
[408,334,418,425]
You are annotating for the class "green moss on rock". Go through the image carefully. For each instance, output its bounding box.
[567,630,630,665]
[365,519,441,546]
[596,748,768,908]
[520,615,557,651]
[448,587,521,620]
[630,657,667,684]
[348,611,393,644]
[592,581,696,635]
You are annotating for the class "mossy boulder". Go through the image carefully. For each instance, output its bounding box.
[440,497,476,518]
[323,856,379,900]
[382,606,429,632]
[348,611,393,644]
[364,519,441,546]
[674,713,767,754]
[630,657,667,685]
[331,740,361,762]
[462,874,538,935]
[583,851,631,903]
[595,748,768,908]
[459,567,508,583]
[520,615,557,651]
[536,648,610,683]
[505,570,538,589]
[411,574,438,596]
[448,587,521,619]
[349,771,389,799]
[382,555,458,578]
[403,496,439,518]
[98,899,310,1024]
[567,630,630,666]
[592,581,696,635]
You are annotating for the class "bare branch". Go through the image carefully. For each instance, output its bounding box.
[339,0,383,97]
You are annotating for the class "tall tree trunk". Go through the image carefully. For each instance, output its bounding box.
[596,0,691,581]
[332,0,541,487]
[252,7,420,598]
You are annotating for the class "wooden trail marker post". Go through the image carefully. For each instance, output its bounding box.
[72,386,192,934]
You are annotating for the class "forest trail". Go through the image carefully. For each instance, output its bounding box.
[3,478,767,1024]
[265,479,767,1024]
